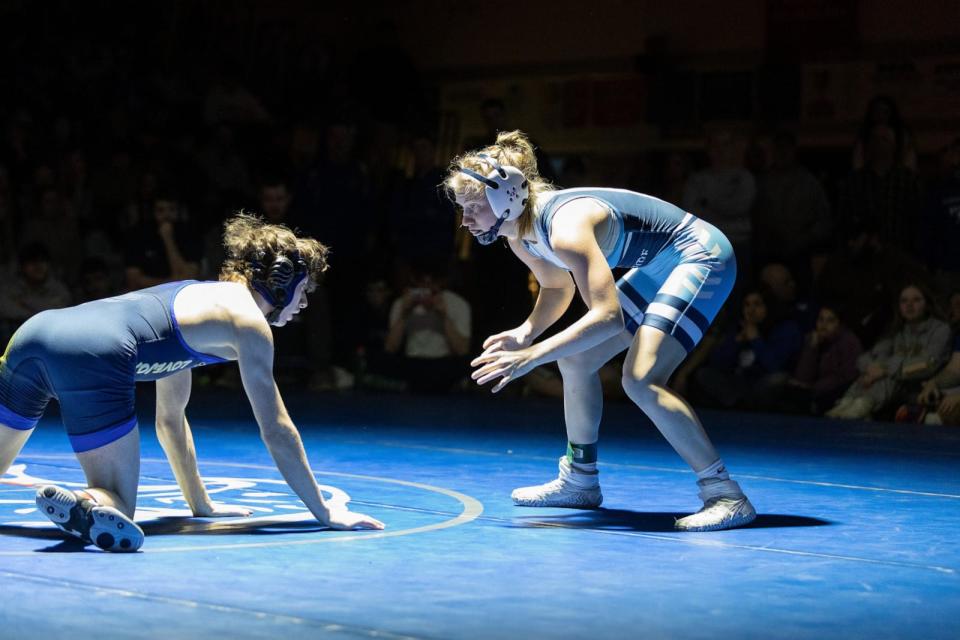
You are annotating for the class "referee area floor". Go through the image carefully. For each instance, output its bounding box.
[1,390,958,639]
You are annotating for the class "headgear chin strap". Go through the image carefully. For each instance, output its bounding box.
[458,153,529,245]
[249,250,308,324]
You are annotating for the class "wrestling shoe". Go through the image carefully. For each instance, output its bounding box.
[511,456,602,508]
[675,478,756,532]
[36,485,144,552]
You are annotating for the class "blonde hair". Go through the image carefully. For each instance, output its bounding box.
[219,212,329,285]
[444,130,554,239]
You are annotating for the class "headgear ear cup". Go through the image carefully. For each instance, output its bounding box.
[457,154,530,245]
[249,250,308,322]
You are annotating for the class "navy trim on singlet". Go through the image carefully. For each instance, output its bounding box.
[69,416,138,453]
[0,403,36,430]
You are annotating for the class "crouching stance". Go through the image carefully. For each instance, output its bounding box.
[447,131,755,531]
[0,213,383,552]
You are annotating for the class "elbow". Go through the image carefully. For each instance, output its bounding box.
[601,308,625,336]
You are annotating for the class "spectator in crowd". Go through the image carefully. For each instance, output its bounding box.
[918,296,960,426]
[815,219,929,347]
[839,122,922,252]
[759,262,816,331]
[827,284,951,420]
[379,261,472,393]
[0,243,72,342]
[682,129,756,282]
[693,289,803,410]
[125,192,202,290]
[784,304,863,414]
[852,96,917,172]
[752,131,832,286]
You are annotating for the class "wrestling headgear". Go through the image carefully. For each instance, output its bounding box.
[249,250,309,324]
[458,153,529,245]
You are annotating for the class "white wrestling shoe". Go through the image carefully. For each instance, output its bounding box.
[675,478,757,532]
[36,485,144,552]
[511,457,602,508]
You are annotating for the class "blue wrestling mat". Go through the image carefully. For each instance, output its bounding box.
[1,390,958,639]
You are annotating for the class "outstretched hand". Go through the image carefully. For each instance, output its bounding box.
[471,345,539,393]
[324,508,385,531]
[482,327,532,353]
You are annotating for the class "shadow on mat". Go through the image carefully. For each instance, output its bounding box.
[0,517,331,550]
[139,516,329,536]
[0,524,99,552]
[507,509,832,532]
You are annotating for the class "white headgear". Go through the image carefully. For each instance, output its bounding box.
[458,153,529,244]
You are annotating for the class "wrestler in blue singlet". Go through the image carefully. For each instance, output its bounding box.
[522,187,736,352]
[0,281,228,452]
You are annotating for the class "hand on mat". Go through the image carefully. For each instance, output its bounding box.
[324,508,385,531]
[193,503,254,518]
[482,326,532,352]
[471,346,538,393]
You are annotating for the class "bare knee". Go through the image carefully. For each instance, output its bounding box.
[621,373,659,407]
[558,353,597,379]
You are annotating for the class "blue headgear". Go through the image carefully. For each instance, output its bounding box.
[249,250,308,324]
[458,153,529,245]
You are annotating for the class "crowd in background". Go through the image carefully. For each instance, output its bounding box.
[2,8,960,425]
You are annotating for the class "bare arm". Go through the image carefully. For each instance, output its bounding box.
[494,237,577,347]
[519,200,624,365]
[473,200,624,391]
[155,370,247,516]
[236,312,383,530]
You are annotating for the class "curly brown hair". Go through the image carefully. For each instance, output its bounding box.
[219,212,329,285]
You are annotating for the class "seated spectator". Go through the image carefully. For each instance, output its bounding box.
[759,262,816,331]
[815,219,929,346]
[827,284,951,420]
[0,243,72,343]
[917,292,960,425]
[693,289,803,410]
[784,305,863,414]
[375,262,472,393]
[125,191,202,290]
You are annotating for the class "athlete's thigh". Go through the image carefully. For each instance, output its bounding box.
[623,325,687,385]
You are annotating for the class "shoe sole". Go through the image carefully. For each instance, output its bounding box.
[36,485,143,552]
[36,485,88,540]
[675,504,758,532]
[511,492,603,509]
[89,506,144,552]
